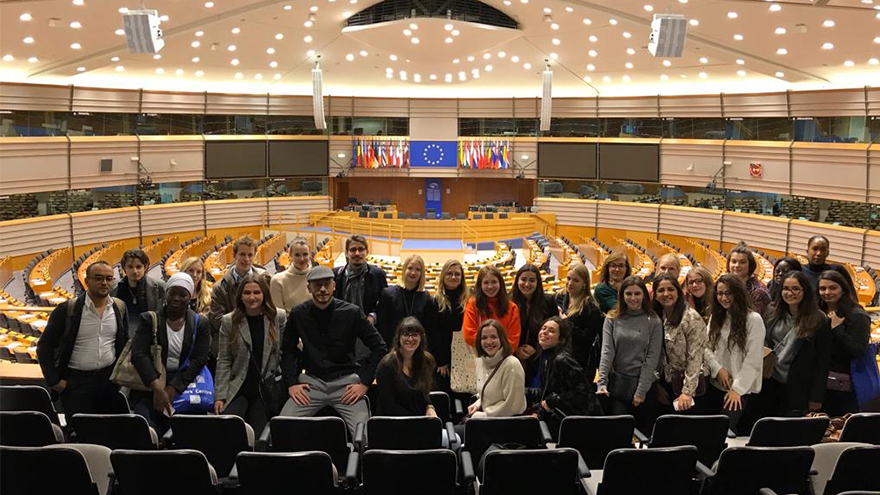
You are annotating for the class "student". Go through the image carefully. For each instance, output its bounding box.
[462,264,521,353]
[801,235,854,293]
[526,317,602,439]
[375,317,438,417]
[180,256,211,315]
[214,274,287,435]
[594,251,632,313]
[726,243,771,315]
[428,260,471,394]
[281,266,387,435]
[596,276,663,433]
[684,266,714,322]
[376,254,435,346]
[113,249,166,327]
[131,273,210,434]
[270,237,312,312]
[468,319,526,418]
[37,261,129,420]
[510,264,558,382]
[332,234,388,326]
[818,270,871,416]
[767,256,802,300]
[555,263,604,384]
[703,274,766,435]
[652,274,707,412]
[656,254,682,281]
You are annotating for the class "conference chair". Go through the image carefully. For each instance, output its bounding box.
[235,451,342,495]
[111,449,218,495]
[485,213,494,220]
[645,414,730,466]
[698,446,814,495]
[460,417,551,480]
[1,444,113,495]
[430,391,465,425]
[0,385,61,426]
[557,415,637,470]
[582,446,698,495]
[357,416,447,451]
[69,414,159,450]
[441,212,451,220]
[456,213,466,220]
[819,445,880,495]
[268,416,357,477]
[838,413,880,445]
[747,416,829,447]
[354,449,459,495]
[479,447,586,495]
[168,414,254,479]
[0,411,64,446]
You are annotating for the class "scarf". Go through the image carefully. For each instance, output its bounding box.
[344,263,368,311]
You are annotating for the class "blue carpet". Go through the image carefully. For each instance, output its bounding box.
[402,239,463,250]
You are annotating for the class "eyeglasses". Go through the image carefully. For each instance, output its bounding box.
[348,246,367,253]
[687,279,705,286]
[400,331,421,339]
[609,263,627,270]
[716,290,733,299]
[781,287,803,294]
[89,275,115,283]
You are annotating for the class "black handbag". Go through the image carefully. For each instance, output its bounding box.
[608,371,640,402]
[243,340,287,417]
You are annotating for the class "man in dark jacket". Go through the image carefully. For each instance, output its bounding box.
[37,261,129,420]
[111,248,165,328]
[280,266,387,435]
[801,235,854,293]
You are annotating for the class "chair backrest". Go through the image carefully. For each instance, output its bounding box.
[236,451,337,495]
[0,411,61,447]
[557,415,636,470]
[823,445,880,495]
[481,448,580,495]
[366,416,443,450]
[463,417,545,461]
[747,416,829,447]
[429,391,451,422]
[839,413,880,445]
[269,417,350,472]
[169,415,251,478]
[361,449,457,495]
[69,414,157,450]
[1,445,99,495]
[712,447,814,495]
[598,446,698,495]
[110,449,216,495]
[0,385,60,425]
[649,414,729,466]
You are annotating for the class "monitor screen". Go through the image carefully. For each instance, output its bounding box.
[268,140,329,177]
[205,141,266,179]
[537,142,598,179]
[598,143,659,182]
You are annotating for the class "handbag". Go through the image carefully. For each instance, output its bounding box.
[850,342,880,407]
[671,371,707,397]
[111,311,164,392]
[826,371,852,393]
[243,334,287,417]
[608,371,640,402]
[762,346,776,380]
[172,314,215,414]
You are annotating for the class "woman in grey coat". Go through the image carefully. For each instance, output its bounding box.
[214,274,286,435]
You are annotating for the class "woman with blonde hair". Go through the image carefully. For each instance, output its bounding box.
[180,256,211,314]
[555,263,604,384]
[376,254,435,346]
[594,251,632,313]
[270,237,312,312]
[656,254,682,281]
[427,259,471,393]
[685,266,714,321]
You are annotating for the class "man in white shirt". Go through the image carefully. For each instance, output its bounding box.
[37,261,129,420]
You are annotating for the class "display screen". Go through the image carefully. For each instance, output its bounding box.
[537,142,598,179]
[268,140,329,177]
[598,143,659,182]
[205,141,266,179]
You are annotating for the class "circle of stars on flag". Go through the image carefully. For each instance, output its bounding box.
[423,143,445,166]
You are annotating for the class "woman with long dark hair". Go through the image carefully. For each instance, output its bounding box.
[726,243,771,315]
[703,274,765,434]
[596,276,663,433]
[759,271,831,417]
[685,266,714,322]
[214,274,287,434]
[375,317,438,417]
[652,274,707,413]
[555,263,604,384]
[427,259,470,393]
[511,264,558,383]
[818,270,871,416]
[594,251,632,313]
[462,264,521,352]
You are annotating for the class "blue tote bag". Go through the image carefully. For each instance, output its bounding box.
[172,314,215,413]
[850,342,880,408]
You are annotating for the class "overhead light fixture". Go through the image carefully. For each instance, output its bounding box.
[70,21,82,28]
[822,42,834,49]
[769,4,782,11]
[823,20,835,27]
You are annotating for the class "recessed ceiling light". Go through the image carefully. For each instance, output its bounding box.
[255,73,263,80]
[660,74,669,80]
[155,68,164,74]
[195,30,204,37]
[451,29,460,36]
[111,56,120,62]
[234,72,243,79]
[267,48,275,54]
[644,5,654,12]
[603,76,611,82]
[115,29,125,35]
[623,31,632,38]
[27,56,38,63]
[342,11,352,18]
[769,4,782,11]
[390,54,398,61]
[699,72,708,79]
[23,36,34,44]
[823,20,835,27]
[228,44,236,51]
[775,71,784,77]
[444,24,453,31]
[625,62,634,68]
[159,14,169,21]
[622,75,631,82]
[736,59,745,65]
[775,27,786,34]
[118,7,128,13]
[497,51,506,58]
[175,69,184,75]
[583,76,592,82]
[552,38,560,45]
[626,48,635,55]
[191,41,201,48]
[776,48,788,54]
[273,73,281,80]
[662,60,671,66]
[403,29,412,36]
[822,42,834,49]
[270,61,278,67]
[115,65,124,72]
[387,72,394,79]
[589,35,598,42]
[551,23,559,30]
[699,57,708,63]
[429,74,437,80]
[587,64,595,71]
[410,37,419,44]
[733,34,743,40]
[728,12,738,19]
[588,50,597,57]
[483,53,492,60]
[231,27,240,34]
[75,66,87,72]
[550,52,558,59]
[543,7,552,13]
[195,70,204,77]
[566,6,573,12]
[689,19,699,26]
[70,21,82,28]
[409,23,418,30]
[445,37,453,43]
[230,58,239,66]
[346,53,354,61]
[70,42,82,49]
[874,36,880,44]
[522,62,532,70]
[870,58,880,65]
[503,0,511,5]
[511,55,520,62]
[72,0,84,5]
[276,33,284,40]
[2,55,13,62]
[876,12,880,19]
[304,20,313,27]
[304,35,313,42]
[204,2,214,8]
[359,50,368,57]
[485,64,493,71]
[609,19,618,25]
[583,18,592,25]
[307,50,315,56]
[737,70,746,76]
[520,0,528,4]
[843,60,855,67]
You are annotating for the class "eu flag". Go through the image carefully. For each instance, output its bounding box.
[410,141,458,168]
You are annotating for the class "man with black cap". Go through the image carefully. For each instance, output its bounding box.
[280,266,387,434]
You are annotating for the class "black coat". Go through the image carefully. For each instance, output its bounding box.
[130,308,211,393]
[425,288,465,368]
[828,309,871,374]
[526,347,602,418]
[375,286,436,345]
[36,295,129,387]
[766,315,833,414]
[555,292,605,382]
[332,263,388,318]
[516,293,559,350]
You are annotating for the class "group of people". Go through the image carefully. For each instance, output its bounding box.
[36,232,872,440]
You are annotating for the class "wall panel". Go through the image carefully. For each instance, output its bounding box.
[659,206,722,241]
[790,143,868,202]
[267,196,331,226]
[458,99,514,118]
[138,136,204,184]
[534,198,597,232]
[409,99,458,119]
[722,212,789,252]
[268,95,313,116]
[141,90,205,114]
[71,87,140,113]
[512,139,538,179]
[724,141,791,195]
[597,96,659,118]
[69,136,139,189]
[205,198,266,229]
[868,88,880,117]
[789,88,867,117]
[352,97,409,117]
[659,94,723,118]
[0,137,69,194]
[329,137,352,175]
[789,221,864,265]
[659,139,723,188]
[864,232,880,268]
[597,202,658,233]
[551,97,598,118]
[0,82,70,112]
[71,207,139,246]
[328,96,354,117]
[514,98,539,118]
[206,93,267,115]
[870,144,880,204]
[722,92,788,117]
[140,202,205,237]
[0,214,72,258]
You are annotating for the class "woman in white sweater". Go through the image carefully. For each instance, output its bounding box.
[269,237,312,312]
[469,319,526,418]
[704,274,766,435]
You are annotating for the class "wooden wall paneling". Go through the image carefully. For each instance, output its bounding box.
[138,136,205,184]
[71,207,140,246]
[597,202,659,239]
[721,212,789,252]
[71,86,140,113]
[788,220,865,265]
[512,139,538,179]
[0,137,70,195]
[597,96,660,118]
[140,202,205,237]
[869,143,880,204]
[0,214,72,258]
[724,141,791,195]
[659,94,723,118]
[352,97,409,117]
[327,96,354,117]
[267,196,332,226]
[659,139,724,189]
[409,99,458,119]
[329,136,352,175]
[789,88,867,117]
[790,143,868,202]
[722,92,788,117]
[517,179,536,207]
[659,205,722,242]
[0,82,71,112]
[534,198,597,234]
[141,90,205,114]
[205,198,267,229]
[513,98,539,118]
[406,167,465,179]
[457,99,514,118]
[864,231,880,267]
[551,97,598,118]
[268,95,313,116]
[205,92,268,115]
[868,88,880,117]
[69,136,140,189]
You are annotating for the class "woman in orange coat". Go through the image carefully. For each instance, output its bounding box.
[462,264,521,352]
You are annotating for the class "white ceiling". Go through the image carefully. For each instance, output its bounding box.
[0,0,878,98]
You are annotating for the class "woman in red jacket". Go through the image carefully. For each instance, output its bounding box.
[462,264,521,353]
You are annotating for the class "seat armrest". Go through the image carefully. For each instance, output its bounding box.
[453,398,465,418]
[538,421,553,445]
[461,451,476,485]
[255,423,271,452]
[162,428,174,448]
[576,452,592,479]
[757,489,778,495]
[633,428,649,444]
[445,421,457,450]
[809,469,819,476]
[226,463,239,481]
[695,461,715,480]
[344,451,359,486]
[727,428,737,439]
[354,422,366,452]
